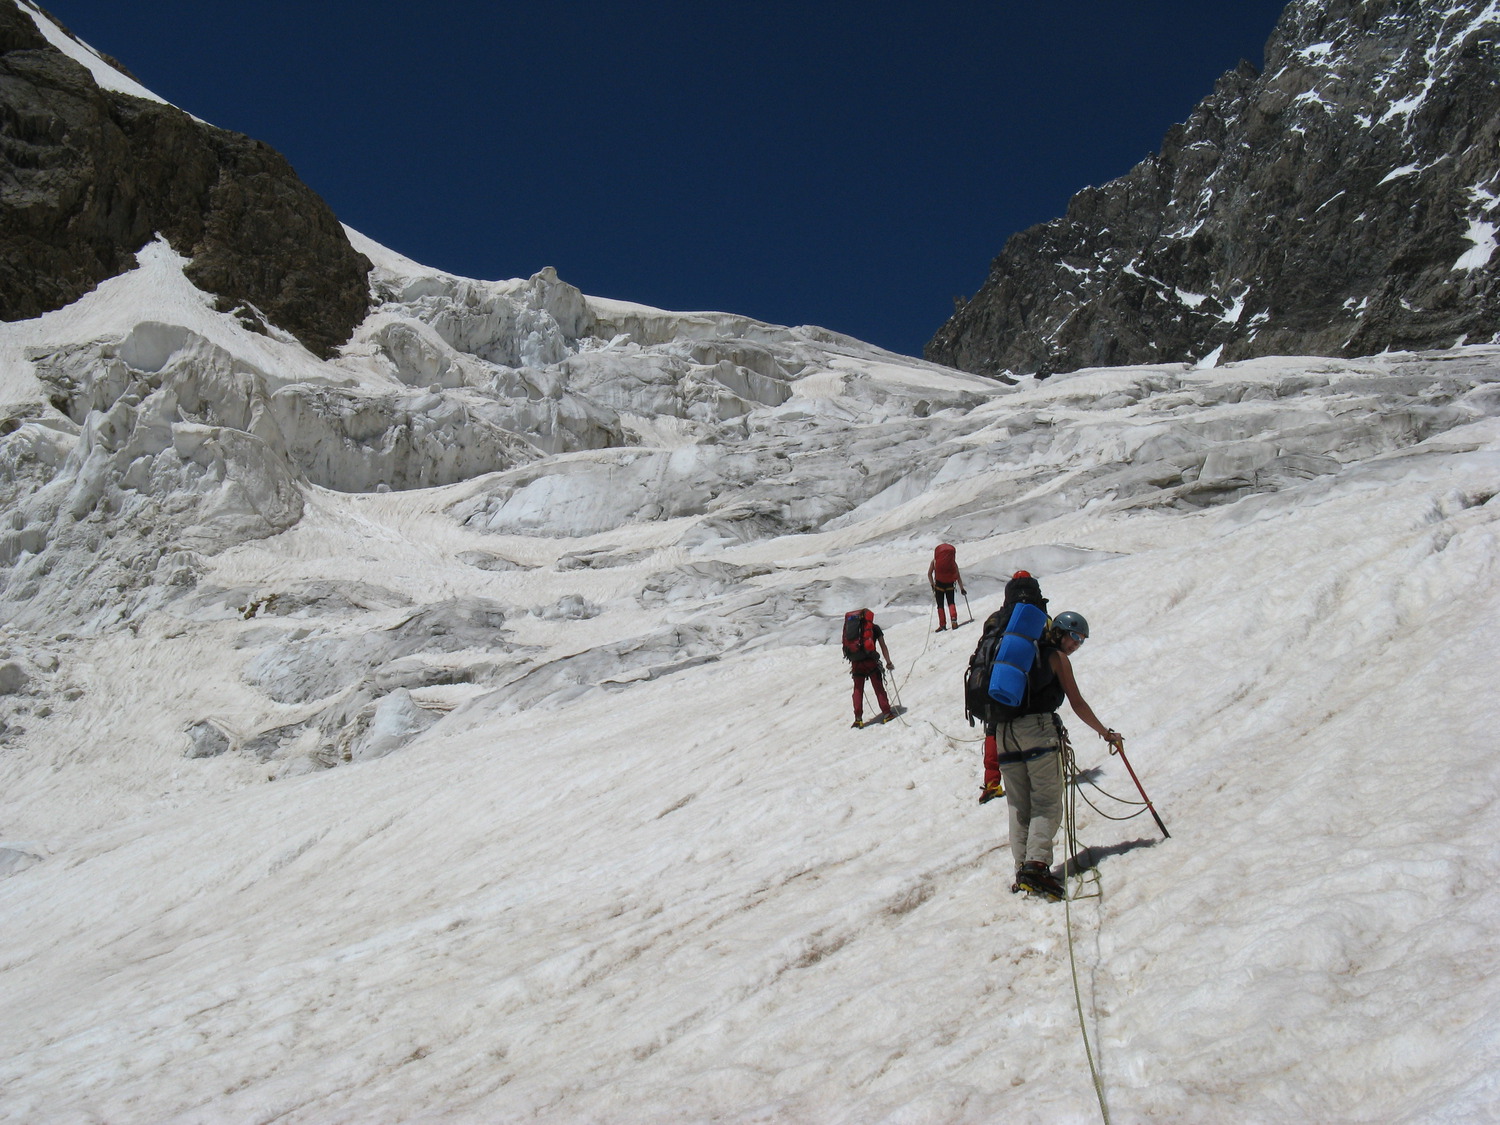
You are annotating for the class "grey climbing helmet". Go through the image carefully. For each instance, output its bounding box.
[1053,610,1089,640]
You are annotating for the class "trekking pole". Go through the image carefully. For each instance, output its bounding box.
[961,590,973,624]
[1109,738,1169,840]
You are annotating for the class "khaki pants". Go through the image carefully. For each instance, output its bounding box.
[997,713,1064,869]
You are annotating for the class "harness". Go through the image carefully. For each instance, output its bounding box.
[986,645,1065,760]
[992,712,1067,764]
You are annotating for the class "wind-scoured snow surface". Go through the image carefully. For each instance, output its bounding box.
[1,237,1499,1123]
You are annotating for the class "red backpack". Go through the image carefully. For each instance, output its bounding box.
[933,543,959,583]
[841,609,877,662]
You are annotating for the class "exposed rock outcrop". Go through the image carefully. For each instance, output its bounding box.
[0,1,371,357]
[928,0,1500,378]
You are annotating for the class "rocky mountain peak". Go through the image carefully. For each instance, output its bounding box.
[0,0,372,358]
[927,0,1500,379]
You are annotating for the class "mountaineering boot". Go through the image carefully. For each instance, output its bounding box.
[851,717,863,729]
[1013,861,1065,901]
[978,781,1004,804]
[935,623,946,632]
[874,710,895,724]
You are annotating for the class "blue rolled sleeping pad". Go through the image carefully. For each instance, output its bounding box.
[988,603,1048,707]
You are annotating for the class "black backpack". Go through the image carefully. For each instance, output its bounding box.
[963,574,1051,726]
[842,609,877,663]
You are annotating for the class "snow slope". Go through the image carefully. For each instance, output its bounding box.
[1,241,1499,1123]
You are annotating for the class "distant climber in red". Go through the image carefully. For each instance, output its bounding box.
[927,543,966,631]
[841,608,896,728]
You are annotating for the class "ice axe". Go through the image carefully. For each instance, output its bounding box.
[1109,735,1170,839]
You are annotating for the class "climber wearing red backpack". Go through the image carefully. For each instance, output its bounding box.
[840,608,895,728]
[927,543,966,631]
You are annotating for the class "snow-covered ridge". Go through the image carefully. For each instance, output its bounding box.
[2,236,1500,1120]
[930,0,1500,379]
[14,0,180,111]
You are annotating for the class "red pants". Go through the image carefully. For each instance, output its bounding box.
[851,668,890,719]
[933,583,958,626]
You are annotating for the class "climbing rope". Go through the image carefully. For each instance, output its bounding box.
[876,592,940,728]
[1065,730,1152,825]
[921,718,983,743]
[905,597,940,683]
[1060,728,1105,901]
[1059,727,1110,1125]
[887,670,905,715]
[1074,784,1150,822]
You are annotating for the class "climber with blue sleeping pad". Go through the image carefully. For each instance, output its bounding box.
[964,571,1050,801]
[963,574,1122,901]
[987,598,1048,706]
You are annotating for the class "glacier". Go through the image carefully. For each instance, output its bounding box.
[1,231,1499,1122]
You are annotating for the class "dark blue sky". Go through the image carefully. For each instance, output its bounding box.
[42,1,1288,357]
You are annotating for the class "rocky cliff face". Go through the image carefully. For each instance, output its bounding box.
[928,0,1500,379]
[0,1,370,358]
